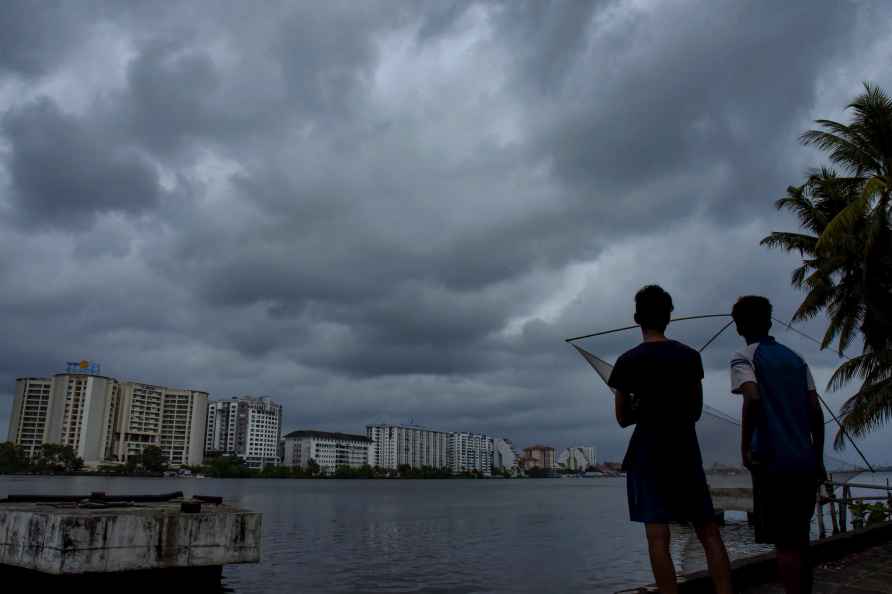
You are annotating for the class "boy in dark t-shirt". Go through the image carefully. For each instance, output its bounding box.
[608,286,732,594]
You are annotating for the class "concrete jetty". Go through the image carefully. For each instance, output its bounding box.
[709,487,754,513]
[0,491,260,581]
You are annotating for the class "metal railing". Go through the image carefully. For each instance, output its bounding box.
[816,480,892,539]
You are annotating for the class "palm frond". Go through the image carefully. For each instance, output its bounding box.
[833,377,892,449]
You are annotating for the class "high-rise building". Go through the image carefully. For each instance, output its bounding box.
[281,430,371,474]
[45,373,120,466]
[520,444,555,471]
[205,396,282,468]
[558,446,597,471]
[159,388,208,467]
[447,432,493,476]
[7,368,207,468]
[8,378,54,459]
[492,437,520,472]
[366,424,449,470]
[113,382,164,462]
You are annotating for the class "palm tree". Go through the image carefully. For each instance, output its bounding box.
[761,171,867,353]
[763,83,892,449]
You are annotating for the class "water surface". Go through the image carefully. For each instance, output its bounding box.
[4,474,886,593]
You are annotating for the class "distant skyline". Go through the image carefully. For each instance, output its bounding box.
[1,1,891,465]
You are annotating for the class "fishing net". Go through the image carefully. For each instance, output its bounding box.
[570,316,868,480]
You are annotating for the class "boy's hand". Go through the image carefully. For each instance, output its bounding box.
[742,449,755,470]
[815,452,828,483]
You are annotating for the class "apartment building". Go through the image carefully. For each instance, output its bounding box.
[366,424,449,470]
[558,446,597,471]
[447,432,493,476]
[113,382,164,462]
[8,378,54,459]
[47,374,121,466]
[520,444,556,471]
[8,368,207,467]
[159,388,208,467]
[281,430,371,474]
[205,396,282,468]
[492,437,521,472]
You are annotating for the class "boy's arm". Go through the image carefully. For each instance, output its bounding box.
[739,381,759,469]
[614,390,635,428]
[692,381,703,422]
[807,389,826,477]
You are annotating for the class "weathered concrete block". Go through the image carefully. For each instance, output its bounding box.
[0,502,261,575]
[710,487,754,513]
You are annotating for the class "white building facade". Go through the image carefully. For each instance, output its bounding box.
[447,432,493,476]
[159,388,208,467]
[558,446,597,471]
[48,374,121,466]
[205,396,282,468]
[8,378,55,459]
[113,382,163,462]
[281,430,372,474]
[492,437,521,472]
[366,424,449,470]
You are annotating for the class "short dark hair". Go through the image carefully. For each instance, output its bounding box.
[731,295,772,337]
[634,285,674,332]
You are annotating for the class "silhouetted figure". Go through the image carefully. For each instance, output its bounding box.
[609,285,733,594]
[730,296,826,594]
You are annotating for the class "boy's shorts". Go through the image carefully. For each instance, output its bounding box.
[751,470,818,546]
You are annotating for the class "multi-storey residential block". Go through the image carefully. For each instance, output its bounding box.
[492,437,521,472]
[113,382,164,462]
[7,367,207,468]
[447,432,493,476]
[159,388,208,467]
[45,373,120,466]
[205,396,282,468]
[558,446,597,471]
[281,430,371,474]
[520,444,556,471]
[366,424,449,470]
[8,378,54,459]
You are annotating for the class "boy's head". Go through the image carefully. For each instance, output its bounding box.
[731,295,772,339]
[634,285,674,333]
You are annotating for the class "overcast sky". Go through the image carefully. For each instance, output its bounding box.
[2,0,891,466]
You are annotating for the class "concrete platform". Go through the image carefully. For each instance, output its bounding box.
[0,498,261,575]
[710,487,754,513]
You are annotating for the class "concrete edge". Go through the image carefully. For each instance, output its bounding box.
[616,521,892,594]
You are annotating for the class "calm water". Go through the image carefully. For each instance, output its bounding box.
[1,473,888,593]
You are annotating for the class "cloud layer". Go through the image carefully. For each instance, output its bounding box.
[2,0,891,463]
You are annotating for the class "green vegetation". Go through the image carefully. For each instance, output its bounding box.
[140,446,168,473]
[0,442,29,474]
[849,499,892,529]
[0,442,84,474]
[32,444,84,473]
[396,464,453,479]
[762,83,892,447]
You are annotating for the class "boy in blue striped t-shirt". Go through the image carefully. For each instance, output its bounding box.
[730,295,826,594]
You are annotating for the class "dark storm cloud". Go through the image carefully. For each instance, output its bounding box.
[1,0,891,463]
[3,98,162,226]
[0,1,91,77]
